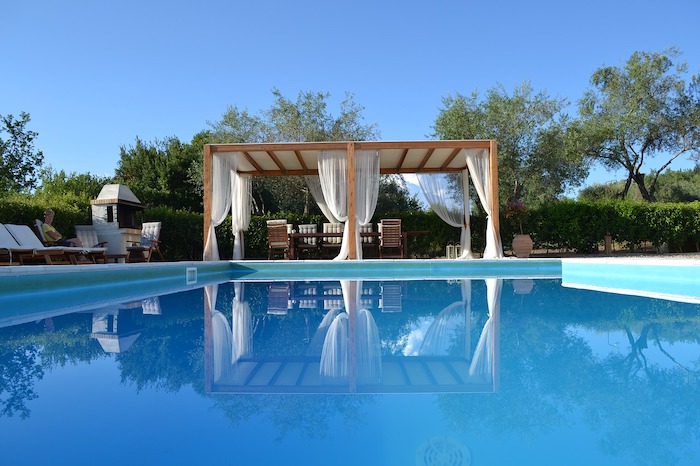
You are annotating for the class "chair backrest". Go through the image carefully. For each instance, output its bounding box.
[5,224,45,248]
[323,223,344,244]
[0,224,22,248]
[360,223,374,243]
[35,219,49,243]
[266,220,289,248]
[267,284,290,315]
[298,224,317,245]
[75,225,101,248]
[380,219,402,248]
[141,222,161,247]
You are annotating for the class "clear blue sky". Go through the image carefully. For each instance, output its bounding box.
[3,0,699,192]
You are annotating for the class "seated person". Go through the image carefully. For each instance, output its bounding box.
[42,209,83,247]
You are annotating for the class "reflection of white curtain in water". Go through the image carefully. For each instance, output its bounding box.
[212,310,232,383]
[232,282,252,362]
[419,279,472,355]
[356,309,381,382]
[464,149,503,259]
[419,302,465,355]
[230,170,252,260]
[320,280,381,382]
[204,154,235,261]
[307,308,343,356]
[320,312,349,379]
[318,150,380,260]
[417,171,474,259]
[208,283,230,382]
[469,278,502,378]
[304,175,340,224]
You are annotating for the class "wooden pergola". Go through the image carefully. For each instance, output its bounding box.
[203,140,500,259]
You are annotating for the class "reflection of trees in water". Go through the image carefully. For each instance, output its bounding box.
[209,394,375,441]
[0,313,102,418]
[438,287,700,466]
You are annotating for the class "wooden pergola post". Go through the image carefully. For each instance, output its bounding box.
[203,144,212,257]
[489,140,500,244]
[347,142,357,259]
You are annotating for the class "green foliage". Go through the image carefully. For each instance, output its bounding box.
[432,82,587,205]
[34,167,114,204]
[576,48,700,201]
[0,112,44,193]
[209,89,385,215]
[375,175,423,214]
[0,195,91,237]
[525,200,700,253]
[115,133,206,212]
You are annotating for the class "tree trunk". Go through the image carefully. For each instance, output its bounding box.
[633,172,655,202]
[618,175,633,198]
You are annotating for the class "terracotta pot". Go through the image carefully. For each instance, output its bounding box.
[512,234,534,258]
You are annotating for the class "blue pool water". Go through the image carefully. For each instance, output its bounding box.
[1,272,699,466]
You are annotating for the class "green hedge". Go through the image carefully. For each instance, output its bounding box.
[2,198,698,259]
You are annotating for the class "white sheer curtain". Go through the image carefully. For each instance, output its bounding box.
[352,150,380,259]
[318,150,380,260]
[203,153,235,261]
[231,171,252,260]
[304,175,340,223]
[464,148,503,259]
[417,171,474,259]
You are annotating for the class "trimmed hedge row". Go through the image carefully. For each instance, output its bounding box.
[2,198,698,259]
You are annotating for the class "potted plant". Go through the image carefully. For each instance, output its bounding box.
[506,196,533,258]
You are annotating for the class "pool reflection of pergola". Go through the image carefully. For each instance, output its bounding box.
[203,140,503,260]
[204,278,501,394]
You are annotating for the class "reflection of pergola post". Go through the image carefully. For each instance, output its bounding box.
[203,284,214,393]
[347,280,358,391]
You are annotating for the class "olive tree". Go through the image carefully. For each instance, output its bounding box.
[576,48,700,201]
[432,82,587,206]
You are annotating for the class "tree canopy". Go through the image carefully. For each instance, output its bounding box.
[0,112,44,193]
[576,48,700,201]
[431,82,588,206]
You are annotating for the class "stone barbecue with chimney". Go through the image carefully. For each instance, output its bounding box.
[91,184,145,255]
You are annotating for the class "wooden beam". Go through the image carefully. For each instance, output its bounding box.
[266,150,286,173]
[294,150,308,171]
[241,151,264,173]
[440,148,463,171]
[417,148,435,171]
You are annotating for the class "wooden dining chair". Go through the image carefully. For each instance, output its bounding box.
[266,219,290,259]
[379,219,403,259]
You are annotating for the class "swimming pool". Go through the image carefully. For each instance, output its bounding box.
[0,259,698,465]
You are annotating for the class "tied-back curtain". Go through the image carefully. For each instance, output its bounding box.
[417,171,474,259]
[204,153,236,261]
[352,150,380,259]
[304,175,340,224]
[231,171,252,260]
[464,149,503,259]
[317,150,380,260]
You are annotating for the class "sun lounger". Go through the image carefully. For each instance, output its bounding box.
[4,224,105,265]
[0,224,36,265]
